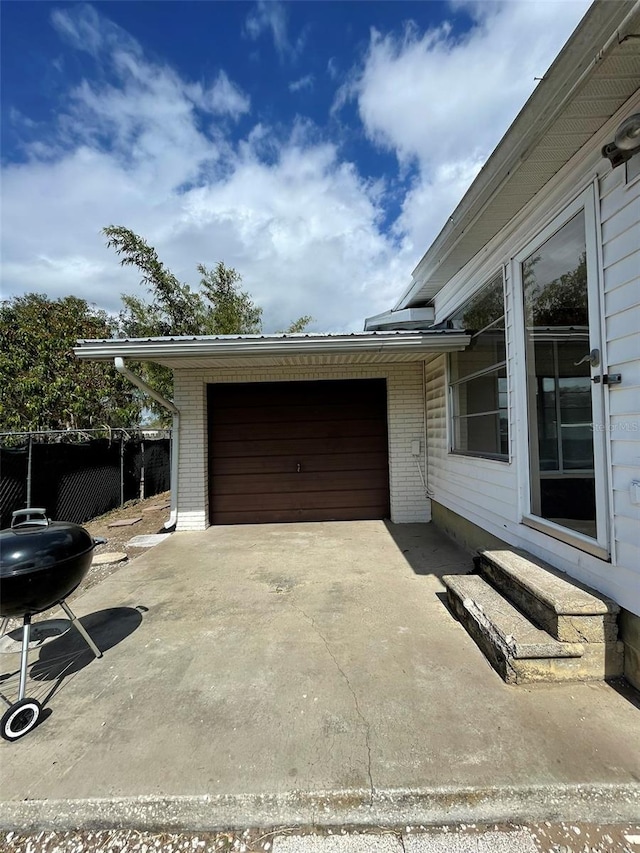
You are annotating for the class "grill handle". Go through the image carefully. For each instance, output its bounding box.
[11,508,50,529]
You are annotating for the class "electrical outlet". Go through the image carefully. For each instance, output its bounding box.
[411,440,421,457]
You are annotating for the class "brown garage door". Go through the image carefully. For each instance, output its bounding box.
[208,379,390,524]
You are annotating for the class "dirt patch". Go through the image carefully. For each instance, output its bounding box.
[81,490,173,593]
[2,492,172,632]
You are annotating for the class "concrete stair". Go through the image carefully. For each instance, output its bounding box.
[443,549,624,685]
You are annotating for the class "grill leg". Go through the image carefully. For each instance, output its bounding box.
[18,616,32,702]
[0,617,9,637]
[59,601,103,659]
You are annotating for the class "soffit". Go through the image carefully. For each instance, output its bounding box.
[400,4,640,307]
[153,350,456,369]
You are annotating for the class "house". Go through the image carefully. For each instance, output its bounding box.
[75,0,640,687]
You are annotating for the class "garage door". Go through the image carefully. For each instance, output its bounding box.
[208,379,390,524]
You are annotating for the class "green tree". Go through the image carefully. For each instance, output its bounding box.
[103,226,312,419]
[524,252,588,327]
[198,262,263,335]
[0,294,140,432]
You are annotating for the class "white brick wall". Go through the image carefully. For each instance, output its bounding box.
[172,363,429,530]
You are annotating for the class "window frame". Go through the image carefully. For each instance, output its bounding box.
[447,271,509,462]
[511,186,610,559]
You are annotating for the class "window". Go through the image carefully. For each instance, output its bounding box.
[448,273,508,459]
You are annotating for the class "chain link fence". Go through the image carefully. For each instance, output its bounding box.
[0,429,171,529]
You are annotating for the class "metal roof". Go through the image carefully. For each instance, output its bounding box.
[396,0,640,309]
[74,330,471,369]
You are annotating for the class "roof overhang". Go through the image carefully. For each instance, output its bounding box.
[363,306,435,331]
[396,0,640,309]
[74,331,471,369]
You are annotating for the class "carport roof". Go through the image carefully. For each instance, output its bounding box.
[74,330,470,368]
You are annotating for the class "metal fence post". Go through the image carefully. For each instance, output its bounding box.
[139,439,145,500]
[120,434,125,508]
[26,433,33,508]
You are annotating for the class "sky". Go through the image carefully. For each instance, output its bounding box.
[1,0,592,334]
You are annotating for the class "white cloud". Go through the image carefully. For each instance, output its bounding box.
[2,2,592,336]
[289,74,314,93]
[344,0,592,252]
[354,2,591,169]
[189,71,251,119]
[2,6,406,333]
[245,1,305,63]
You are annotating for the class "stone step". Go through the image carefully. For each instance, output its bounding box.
[443,574,624,685]
[476,549,619,643]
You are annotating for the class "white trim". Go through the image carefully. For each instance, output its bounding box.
[429,91,640,321]
[512,187,610,556]
[592,176,617,566]
[75,332,471,362]
[445,270,509,462]
[522,515,609,561]
[401,68,640,308]
[625,154,640,187]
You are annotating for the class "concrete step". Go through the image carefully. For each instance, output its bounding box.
[443,574,624,685]
[476,549,619,643]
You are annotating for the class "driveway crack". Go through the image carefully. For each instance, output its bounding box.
[290,602,375,805]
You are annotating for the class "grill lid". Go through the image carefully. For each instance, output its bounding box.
[0,509,94,578]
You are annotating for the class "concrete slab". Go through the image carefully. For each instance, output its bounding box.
[107,517,142,528]
[126,534,172,548]
[1,521,639,830]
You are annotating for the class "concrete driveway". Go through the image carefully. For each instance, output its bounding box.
[1,521,639,830]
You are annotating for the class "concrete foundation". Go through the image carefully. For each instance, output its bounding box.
[620,609,640,692]
[430,502,507,555]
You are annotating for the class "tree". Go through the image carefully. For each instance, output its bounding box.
[524,252,588,327]
[0,294,140,432]
[103,226,312,419]
[198,262,263,335]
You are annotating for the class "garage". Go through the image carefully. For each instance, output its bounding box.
[208,379,390,524]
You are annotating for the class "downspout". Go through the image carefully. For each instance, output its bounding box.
[423,359,433,500]
[114,357,179,530]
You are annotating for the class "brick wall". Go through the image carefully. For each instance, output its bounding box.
[173,363,429,530]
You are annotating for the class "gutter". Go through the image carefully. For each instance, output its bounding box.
[114,357,179,530]
[75,331,471,361]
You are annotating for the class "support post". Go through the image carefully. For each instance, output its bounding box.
[26,434,33,508]
[120,434,124,508]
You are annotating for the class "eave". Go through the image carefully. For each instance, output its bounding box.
[396,0,640,309]
[74,331,471,369]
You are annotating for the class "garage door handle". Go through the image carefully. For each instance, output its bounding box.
[297,463,302,473]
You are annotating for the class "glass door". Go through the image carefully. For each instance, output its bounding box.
[520,200,608,555]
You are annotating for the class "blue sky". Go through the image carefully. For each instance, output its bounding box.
[1,0,591,332]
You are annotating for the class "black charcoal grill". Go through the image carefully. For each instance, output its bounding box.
[0,509,103,741]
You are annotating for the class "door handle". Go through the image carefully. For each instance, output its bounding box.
[574,348,600,368]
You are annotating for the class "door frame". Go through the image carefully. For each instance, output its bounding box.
[511,185,610,559]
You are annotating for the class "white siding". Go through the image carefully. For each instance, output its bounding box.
[600,165,640,594]
[423,119,640,615]
[173,363,430,530]
[425,350,518,538]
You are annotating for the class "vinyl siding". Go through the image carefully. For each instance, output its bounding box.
[600,165,640,596]
[424,353,518,533]
[424,122,640,615]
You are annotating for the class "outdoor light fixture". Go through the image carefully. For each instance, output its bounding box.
[602,113,640,168]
